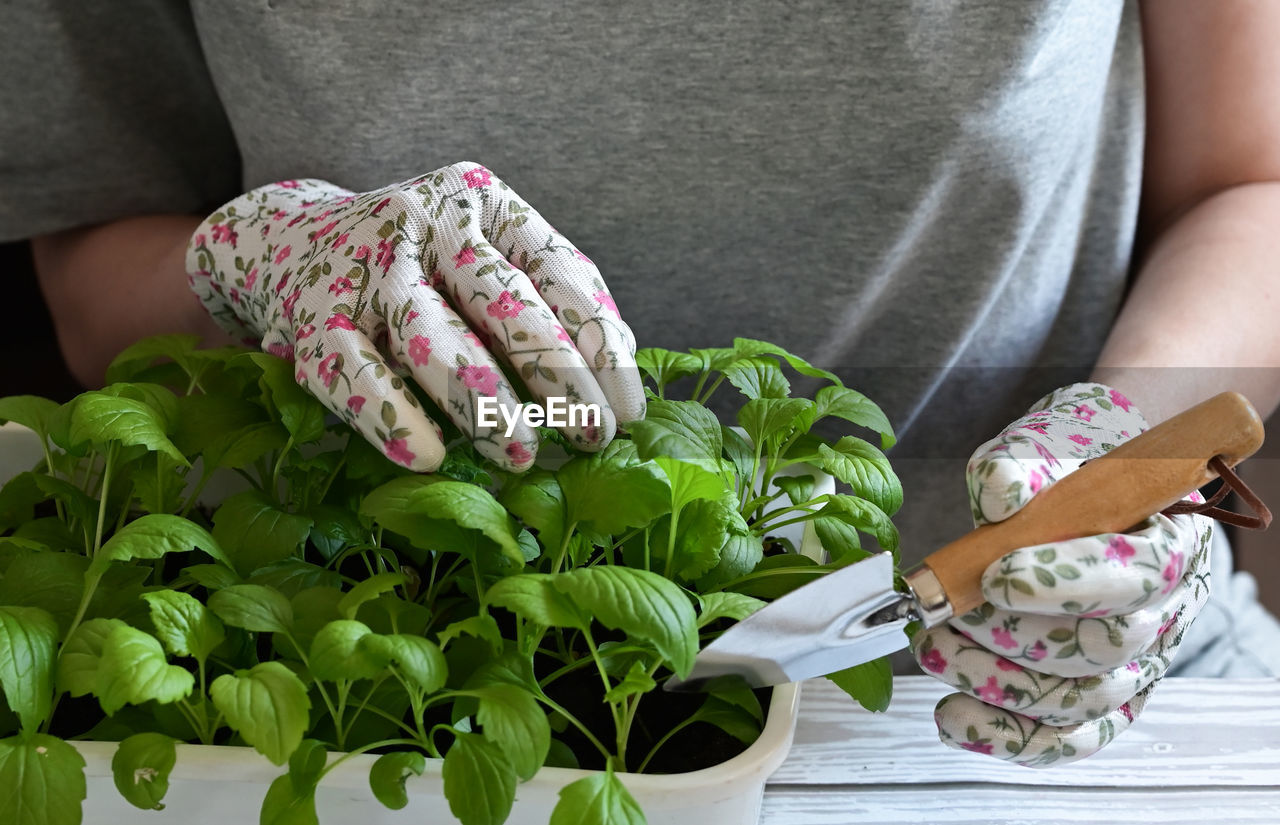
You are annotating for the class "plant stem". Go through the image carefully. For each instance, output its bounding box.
[637,716,699,773]
[750,497,827,530]
[270,436,295,501]
[581,627,627,771]
[38,438,66,523]
[312,737,432,785]
[179,468,215,519]
[91,443,117,558]
[536,693,615,765]
[662,506,681,580]
[754,513,818,534]
[696,375,725,405]
[60,566,106,650]
[550,521,579,574]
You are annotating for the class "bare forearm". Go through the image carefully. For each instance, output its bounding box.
[32,214,235,387]
[1093,182,1280,425]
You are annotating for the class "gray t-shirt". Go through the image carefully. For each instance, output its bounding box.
[1,0,1144,563]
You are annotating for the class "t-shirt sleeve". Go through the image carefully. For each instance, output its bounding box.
[0,1,242,242]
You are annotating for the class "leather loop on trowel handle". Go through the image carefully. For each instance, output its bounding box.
[919,391,1265,619]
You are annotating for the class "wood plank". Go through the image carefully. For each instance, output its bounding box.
[760,787,1280,824]
[770,676,1280,787]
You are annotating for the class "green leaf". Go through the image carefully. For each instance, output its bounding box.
[66,391,186,463]
[817,494,900,555]
[260,771,319,825]
[812,516,868,564]
[1046,628,1075,643]
[0,473,45,533]
[603,661,656,704]
[305,505,368,562]
[442,732,516,825]
[111,733,177,811]
[654,494,733,581]
[816,437,902,515]
[95,626,194,715]
[56,618,127,698]
[208,584,294,633]
[468,683,550,780]
[337,572,406,620]
[105,333,201,383]
[1034,567,1057,588]
[551,567,698,678]
[688,346,740,372]
[557,444,672,536]
[249,560,343,596]
[438,614,504,655]
[95,514,231,571]
[720,425,755,482]
[29,476,98,530]
[287,738,328,791]
[210,661,311,765]
[357,634,447,694]
[688,695,761,744]
[308,620,386,682]
[498,470,565,556]
[486,575,585,629]
[212,491,314,575]
[0,733,87,825]
[825,656,893,712]
[361,477,523,566]
[98,382,180,434]
[0,606,58,731]
[249,353,327,443]
[655,455,724,512]
[0,552,88,636]
[736,398,812,447]
[257,736,327,818]
[709,681,764,722]
[0,396,59,440]
[549,765,645,825]
[774,474,816,506]
[697,592,766,628]
[723,356,790,400]
[369,751,426,810]
[813,385,897,450]
[202,421,290,471]
[628,399,724,465]
[732,338,843,385]
[140,591,225,662]
[286,587,344,656]
[697,531,765,590]
[634,348,701,392]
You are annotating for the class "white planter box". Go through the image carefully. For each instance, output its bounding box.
[71,682,799,825]
[0,421,818,825]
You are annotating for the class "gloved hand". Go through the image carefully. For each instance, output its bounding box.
[912,383,1214,767]
[186,162,644,472]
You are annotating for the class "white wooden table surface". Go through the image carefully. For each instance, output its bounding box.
[763,676,1280,824]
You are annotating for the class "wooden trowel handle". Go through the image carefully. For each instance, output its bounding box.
[912,391,1265,622]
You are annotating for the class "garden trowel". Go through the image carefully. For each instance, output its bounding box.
[667,392,1267,691]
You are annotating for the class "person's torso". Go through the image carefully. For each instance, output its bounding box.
[191,0,1145,558]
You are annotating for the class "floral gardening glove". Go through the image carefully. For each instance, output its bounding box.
[911,383,1214,767]
[186,162,644,472]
